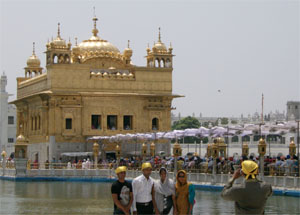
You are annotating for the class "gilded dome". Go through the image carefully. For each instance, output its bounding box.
[27,55,41,67]
[153,41,167,52]
[76,17,121,61]
[152,27,167,52]
[27,42,41,67]
[123,40,133,58]
[16,134,26,143]
[52,37,67,47]
[78,37,120,53]
[51,23,67,48]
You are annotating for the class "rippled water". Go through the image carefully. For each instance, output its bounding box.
[0,180,299,214]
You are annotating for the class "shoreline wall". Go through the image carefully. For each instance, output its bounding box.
[1,168,299,197]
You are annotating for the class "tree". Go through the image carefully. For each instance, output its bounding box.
[221,117,228,125]
[231,120,237,124]
[172,116,200,130]
[215,117,228,125]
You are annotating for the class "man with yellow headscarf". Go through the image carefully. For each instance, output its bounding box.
[111,166,133,215]
[132,162,160,215]
[221,160,272,214]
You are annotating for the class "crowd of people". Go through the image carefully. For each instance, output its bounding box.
[11,151,298,177]
[110,153,299,176]
[111,160,273,215]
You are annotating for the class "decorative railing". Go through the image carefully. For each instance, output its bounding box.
[23,161,299,177]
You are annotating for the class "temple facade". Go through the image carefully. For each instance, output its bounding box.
[12,16,180,162]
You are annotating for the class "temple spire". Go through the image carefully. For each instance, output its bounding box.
[92,6,99,36]
[32,42,36,55]
[158,27,161,42]
[57,23,61,39]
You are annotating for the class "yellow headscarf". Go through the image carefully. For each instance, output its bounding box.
[242,160,258,179]
[115,166,127,174]
[176,170,190,188]
[141,162,152,170]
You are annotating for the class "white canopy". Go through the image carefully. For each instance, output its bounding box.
[87,121,298,142]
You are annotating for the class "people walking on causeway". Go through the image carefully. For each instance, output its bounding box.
[132,162,160,215]
[111,166,133,215]
[175,170,195,215]
[154,167,177,215]
[221,160,272,214]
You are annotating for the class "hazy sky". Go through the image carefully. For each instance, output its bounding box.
[0,0,299,117]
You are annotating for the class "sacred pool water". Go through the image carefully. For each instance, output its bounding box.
[0,180,299,214]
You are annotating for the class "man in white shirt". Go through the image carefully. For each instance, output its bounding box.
[132,162,159,215]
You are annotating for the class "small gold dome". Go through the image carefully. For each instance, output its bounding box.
[153,42,167,52]
[27,55,41,67]
[152,27,167,52]
[124,40,133,57]
[52,37,67,47]
[51,23,67,48]
[16,134,26,142]
[27,42,40,67]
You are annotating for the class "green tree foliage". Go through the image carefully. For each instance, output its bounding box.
[221,117,228,125]
[172,116,200,130]
[171,116,201,143]
[214,118,229,125]
[231,120,238,124]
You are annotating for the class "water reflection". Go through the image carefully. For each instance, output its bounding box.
[0,180,299,214]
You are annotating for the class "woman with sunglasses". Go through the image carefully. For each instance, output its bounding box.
[175,170,195,215]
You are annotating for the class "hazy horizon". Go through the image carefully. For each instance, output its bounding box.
[1,0,299,118]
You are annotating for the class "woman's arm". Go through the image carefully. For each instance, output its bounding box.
[188,184,195,215]
[152,184,160,215]
[172,194,177,215]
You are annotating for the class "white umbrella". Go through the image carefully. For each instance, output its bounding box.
[184,128,199,137]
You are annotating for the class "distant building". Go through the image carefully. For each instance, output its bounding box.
[287,101,300,120]
[0,73,17,157]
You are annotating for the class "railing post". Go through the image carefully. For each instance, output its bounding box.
[1,156,6,176]
[294,176,297,188]
[221,172,224,184]
[283,174,287,187]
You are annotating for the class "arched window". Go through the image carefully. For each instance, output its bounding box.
[242,135,250,142]
[53,55,58,64]
[26,70,30,78]
[232,136,238,142]
[155,58,160,67]
[31,117,34,130]
[149,60,154,67]
[161,59,165,68]
[152,118,159,130]
[166,59,171,68]
[58,54,64,64]
[38,115,41,130]
[34,116,37,130]
[64,55,70,63]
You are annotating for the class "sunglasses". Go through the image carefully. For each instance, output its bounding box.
[178,175,185,178]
